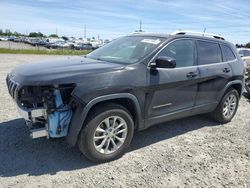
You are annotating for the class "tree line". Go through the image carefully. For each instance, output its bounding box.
[0,29,58,38]
[236,43,250,48]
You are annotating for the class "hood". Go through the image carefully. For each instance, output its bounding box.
[9,56,125,86]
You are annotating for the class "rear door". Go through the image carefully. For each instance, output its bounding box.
[195,40,233,105]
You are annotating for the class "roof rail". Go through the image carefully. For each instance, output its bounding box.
[171,30,225,40]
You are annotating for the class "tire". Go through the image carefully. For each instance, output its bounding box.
[210,89,239,124]
[245,78,250,96]
[78,103,134,162]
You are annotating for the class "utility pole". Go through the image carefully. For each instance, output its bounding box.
[8,28,10,49]
[139,20,142,32]
[56,28,58,36]
[84,24,86,39]
[203,27,206,33]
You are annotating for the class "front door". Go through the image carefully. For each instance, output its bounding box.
[145,39,198,121]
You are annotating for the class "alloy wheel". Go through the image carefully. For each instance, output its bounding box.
[93,116,128,154]
[223,94,237,119]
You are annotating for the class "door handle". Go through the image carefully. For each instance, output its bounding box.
[186,72,198,78]
[223,68,230,73]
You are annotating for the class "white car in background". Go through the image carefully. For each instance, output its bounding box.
[238,48,250,94]
[0,36,9,41]
[238,48,250,67]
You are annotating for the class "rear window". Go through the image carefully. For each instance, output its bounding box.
[197,41,222,65]
[221,45,236,61]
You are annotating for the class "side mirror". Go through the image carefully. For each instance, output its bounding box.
[150,56,176,69]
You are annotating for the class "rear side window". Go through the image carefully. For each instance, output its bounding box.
[197,41,222,65]
[243,50,250,56]
[238,50,244,57]
[158,39,194,67]
[221,45,236,61]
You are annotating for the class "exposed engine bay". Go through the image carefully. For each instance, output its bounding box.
[7,80,75,139]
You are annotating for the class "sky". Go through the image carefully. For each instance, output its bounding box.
[0,0,250,44]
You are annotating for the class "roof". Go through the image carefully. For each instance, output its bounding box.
[129,31,232,46]
[171,30,225,40]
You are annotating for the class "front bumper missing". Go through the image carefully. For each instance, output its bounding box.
[30,128,47,139]
[17,106,48,139]
[17,107,46,121]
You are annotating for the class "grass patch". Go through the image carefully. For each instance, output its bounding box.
[0,48,91,55]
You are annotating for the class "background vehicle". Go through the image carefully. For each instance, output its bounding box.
[237,48,250,95]
[74,43,93,50]
[8,36,16,41]
[6,31,245,162]
[238,48,250,67]
[245,68,250,95]
[0,36,9,41]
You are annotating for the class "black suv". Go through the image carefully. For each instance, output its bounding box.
[6,31,245,162]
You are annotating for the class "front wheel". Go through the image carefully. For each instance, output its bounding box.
[78,103,134,162]
[211,89,239,123]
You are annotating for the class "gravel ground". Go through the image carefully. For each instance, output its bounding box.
[0,41,47,50]
[0,54,249,188]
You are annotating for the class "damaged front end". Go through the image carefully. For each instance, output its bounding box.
[6,75,75,139]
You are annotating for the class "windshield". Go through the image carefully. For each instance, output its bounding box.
[87,36,165,64]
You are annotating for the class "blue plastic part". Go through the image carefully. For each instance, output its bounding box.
[48,89,72,138]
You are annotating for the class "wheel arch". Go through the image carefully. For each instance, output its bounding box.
[225,80,243,96]
[66,93,143,147]
[230,83,243,97]
[217,80,243,102]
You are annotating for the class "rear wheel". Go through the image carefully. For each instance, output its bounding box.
[211,89,239,123]
[78,103,134,162]
[245,77,250,95]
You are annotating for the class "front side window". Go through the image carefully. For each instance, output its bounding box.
[157,39,194,67]
[197,41,222,65]
[221,45,236,61]
[87,36,165,64]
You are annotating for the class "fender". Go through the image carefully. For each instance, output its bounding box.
[66,93,143,147]
[217,80,243,102]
